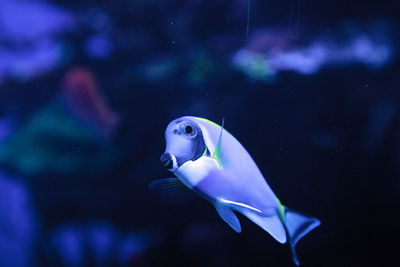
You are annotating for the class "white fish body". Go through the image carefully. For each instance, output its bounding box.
[174,117,285,241]
[152,116,320,266]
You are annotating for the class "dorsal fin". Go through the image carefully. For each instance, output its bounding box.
[212,118,224,167]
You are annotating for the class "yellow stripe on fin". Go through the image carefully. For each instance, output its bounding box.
[212,118,224,168]
[197,117,222,128]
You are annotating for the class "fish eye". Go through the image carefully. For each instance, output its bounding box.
[184,124,195,136]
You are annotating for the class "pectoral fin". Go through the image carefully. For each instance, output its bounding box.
[148,178,193,202]
[215,203,241,233]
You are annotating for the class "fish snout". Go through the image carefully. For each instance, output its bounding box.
[160,153,176,170]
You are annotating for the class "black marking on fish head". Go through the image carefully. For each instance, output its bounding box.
[162,118,208,171]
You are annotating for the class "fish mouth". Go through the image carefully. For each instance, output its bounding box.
[160,153,178,172]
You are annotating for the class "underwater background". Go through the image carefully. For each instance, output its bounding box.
[0,0,399,266]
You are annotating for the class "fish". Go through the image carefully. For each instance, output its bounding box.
[150,116,320,265]
[62,67,119,139]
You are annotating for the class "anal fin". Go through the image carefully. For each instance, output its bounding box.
[242,210,287,244]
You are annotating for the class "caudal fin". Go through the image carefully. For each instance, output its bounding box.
[283,207,320,266]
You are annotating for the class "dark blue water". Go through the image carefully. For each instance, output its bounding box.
[0,0,398,266]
